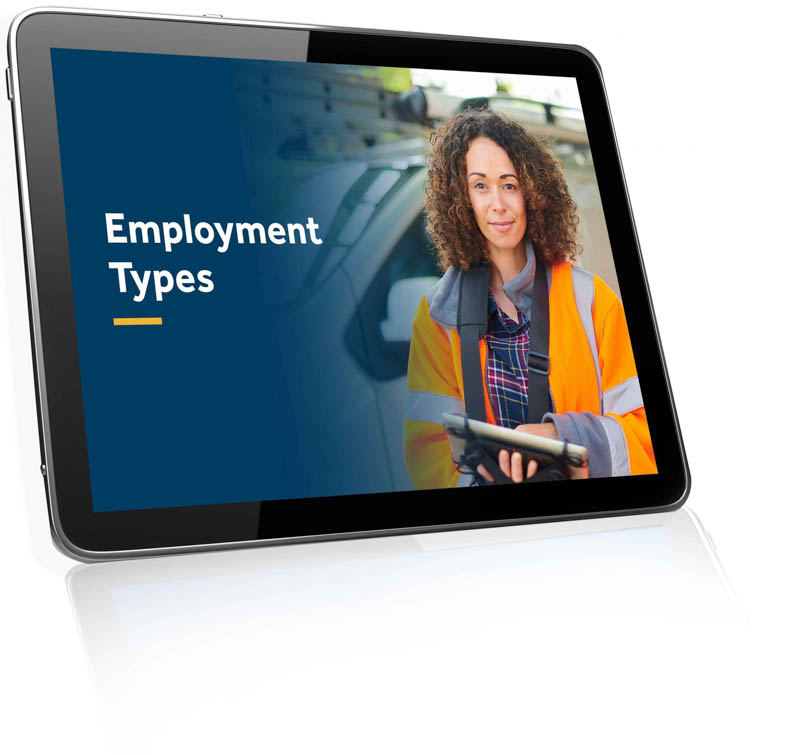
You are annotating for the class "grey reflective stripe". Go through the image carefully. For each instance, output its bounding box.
[598,415,630,476]
[457,472,473,487]
[405,389,465,424]
[603,376,644,416]
[571,267,602,410]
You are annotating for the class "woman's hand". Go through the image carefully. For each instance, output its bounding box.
[476,422,589,482]
[514,422,559,440]
[477,449,538,483]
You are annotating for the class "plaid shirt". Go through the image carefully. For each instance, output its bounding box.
[485,290,550,429]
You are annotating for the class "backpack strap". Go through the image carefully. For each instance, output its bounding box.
[456,258,552,424]
[526,258,551,423]
[457,264,489,422]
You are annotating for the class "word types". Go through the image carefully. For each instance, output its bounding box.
[108,262,213,302]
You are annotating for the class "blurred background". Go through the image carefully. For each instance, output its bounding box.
[234,61,617,490]
[236,61,617,292]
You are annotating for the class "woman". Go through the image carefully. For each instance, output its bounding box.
[403,109,656,487]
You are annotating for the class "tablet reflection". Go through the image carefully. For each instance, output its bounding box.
[67,508,738,753]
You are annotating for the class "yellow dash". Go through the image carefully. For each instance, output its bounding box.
[113,317,163,326]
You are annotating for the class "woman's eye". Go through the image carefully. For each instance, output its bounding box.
[504,183,517,190]
[473,182,486,190]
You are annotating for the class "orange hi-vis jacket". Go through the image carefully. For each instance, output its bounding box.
[403,243,656,489]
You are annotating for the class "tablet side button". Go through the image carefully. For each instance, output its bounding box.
[40,464,47,478]
[5,68,13,101]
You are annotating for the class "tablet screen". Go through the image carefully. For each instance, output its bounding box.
[48,48,656,513]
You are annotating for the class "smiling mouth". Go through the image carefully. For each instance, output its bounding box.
[489,221,514,231]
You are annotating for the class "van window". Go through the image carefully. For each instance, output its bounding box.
[345,213,439,381]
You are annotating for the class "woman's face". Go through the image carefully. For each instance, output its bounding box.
[465,136,527,256]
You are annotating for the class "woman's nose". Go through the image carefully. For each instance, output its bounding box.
[489,186,507,212]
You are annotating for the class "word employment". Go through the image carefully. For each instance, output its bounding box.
[105,213,324,253]
[105,213,324,302]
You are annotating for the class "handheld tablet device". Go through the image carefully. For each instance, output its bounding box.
[442,413,588,484]
[443,412,588,463]
[7,8,690,560]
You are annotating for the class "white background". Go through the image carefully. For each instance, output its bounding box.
[1,2,798,753]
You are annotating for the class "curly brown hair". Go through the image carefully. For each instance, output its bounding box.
[424,109,580,270]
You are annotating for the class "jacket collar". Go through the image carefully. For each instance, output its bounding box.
[426,239,550,329]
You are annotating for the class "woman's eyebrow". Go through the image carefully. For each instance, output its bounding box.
[467,171,519,179]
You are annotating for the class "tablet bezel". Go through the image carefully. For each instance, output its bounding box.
[8,8,690,560]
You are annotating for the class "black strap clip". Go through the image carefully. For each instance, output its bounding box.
[527,350,550,375]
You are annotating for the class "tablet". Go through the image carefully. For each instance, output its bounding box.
[442,412,588,472]
[7,8,690,560]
